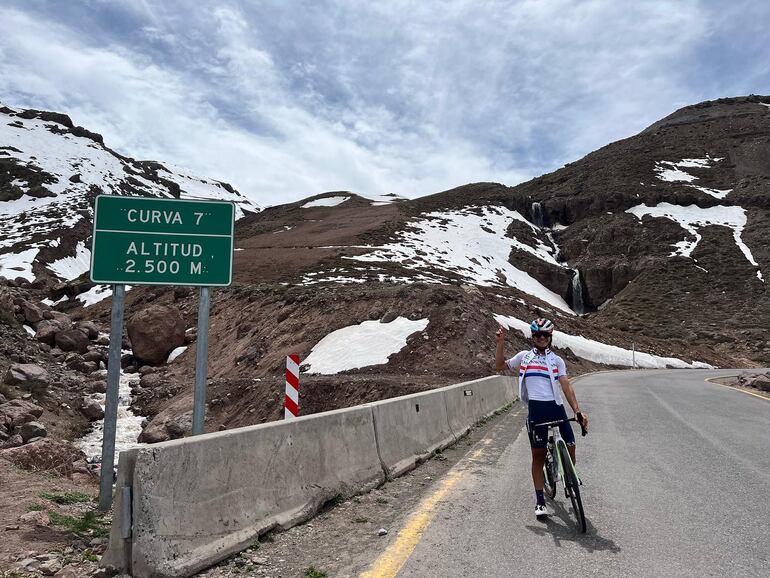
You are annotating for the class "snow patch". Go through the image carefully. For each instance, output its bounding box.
[0,248,39,281]
[76,284,132,307]
[167,346,187,363]
[47,240,91,281]
[349,206,574,314]
[654,157,723,184]
[301,196,350,208]
[494,314,713,369]
[303,317,429,374]
[626,203,762,281]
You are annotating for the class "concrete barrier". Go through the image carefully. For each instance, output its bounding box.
[443,375,513,437]
[371,388,455,478]
[101,447,140,573]
[102,374,517,577]
[129,405,382,577]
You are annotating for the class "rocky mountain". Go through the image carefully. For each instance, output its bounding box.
[2,96,769,449]
[0,103,259,293]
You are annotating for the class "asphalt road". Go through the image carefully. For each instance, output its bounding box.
[393,370,770,577]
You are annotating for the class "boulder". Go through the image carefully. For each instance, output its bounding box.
[20,300,44,324]
[78,320,99,340]
[55,328,90,353]
[2,433,23,448]
[19,510,50,527]
[83,349,105,363]
[127,304,186,366]
[90,380,107,394]
[746,372,770,392]
[139,372,164,389]
[138,420,170,443]
[19,420,47,442]
[49,311,71,325]
[81,398,104,421]
[4,363,49,392]
[120,353,137,369]
[0,399,44,431]
[80,361,98,374]
[0,438,86,475]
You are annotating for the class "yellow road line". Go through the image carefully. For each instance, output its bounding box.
[360,415,514,578]
[705,376,770,401]
[359,467,465,577]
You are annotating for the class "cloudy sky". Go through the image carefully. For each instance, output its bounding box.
[1,1,768,206]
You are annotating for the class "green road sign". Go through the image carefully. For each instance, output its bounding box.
[90,195,234,286]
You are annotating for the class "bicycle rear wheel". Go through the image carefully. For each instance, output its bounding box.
[558,444,586,533]
[543,448,557,499]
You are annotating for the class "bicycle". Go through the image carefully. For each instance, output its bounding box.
[538,416,588,533]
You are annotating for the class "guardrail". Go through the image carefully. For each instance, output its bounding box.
[102,374,515,577]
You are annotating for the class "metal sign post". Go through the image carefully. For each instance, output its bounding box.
[192,287,210,435]
[99,284,125,511]
[91,195,234,510]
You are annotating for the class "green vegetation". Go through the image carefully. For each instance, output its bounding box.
[353,517,369,524]
[0,308,19,327]
[82,549,99,562]
[40,491,94,505]
[376,497,389,504]
[28,503,45,511]
[48,510,109,537]
[304,567,328,578]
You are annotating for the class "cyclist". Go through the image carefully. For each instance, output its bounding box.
[495,318,588,518]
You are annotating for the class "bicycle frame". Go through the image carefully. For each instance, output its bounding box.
[538,417,584,489]
[536,416,587,532]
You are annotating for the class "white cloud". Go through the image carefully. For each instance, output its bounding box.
[1,1,766,206]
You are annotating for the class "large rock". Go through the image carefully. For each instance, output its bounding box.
[0,438,86,476]
[1,433,23,448]
[55,328,90,353]
[3,363,49,392]
[19,420,47,442]
[81,398,104,421]
[78,320,99,340]
[744,372,770,392]
[127,304,186,366]
[0,399,44,432]
[35,319,61,345]
[20,300,44,324]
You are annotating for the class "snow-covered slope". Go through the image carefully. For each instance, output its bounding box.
[0,104,259,285]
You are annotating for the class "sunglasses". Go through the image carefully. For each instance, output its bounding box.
[532,332,551,339]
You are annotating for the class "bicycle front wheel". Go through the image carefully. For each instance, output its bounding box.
[558,444,586,533]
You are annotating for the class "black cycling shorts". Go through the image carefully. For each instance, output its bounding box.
[527,399,575,449]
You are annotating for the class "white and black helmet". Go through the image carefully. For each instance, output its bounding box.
[529,318,554,334]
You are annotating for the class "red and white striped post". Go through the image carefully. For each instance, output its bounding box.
[284,354,300,419]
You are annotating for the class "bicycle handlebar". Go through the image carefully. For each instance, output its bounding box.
[534,416,588,437]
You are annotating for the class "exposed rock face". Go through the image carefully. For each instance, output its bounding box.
[127,304,186,366]
[3,363,49,392]
[54,328,90,353]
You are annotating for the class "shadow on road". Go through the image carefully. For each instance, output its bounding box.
[525,499,621,553]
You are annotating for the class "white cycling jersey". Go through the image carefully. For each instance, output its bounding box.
[506,348,568,404]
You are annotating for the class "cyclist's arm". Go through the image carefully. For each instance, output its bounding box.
[495,330,524,372]
[558,375,589,430]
